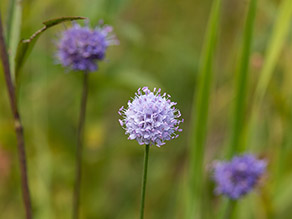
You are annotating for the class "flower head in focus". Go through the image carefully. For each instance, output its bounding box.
[57,20,118,72]
[213,154,267,200]
[118,87,183,147]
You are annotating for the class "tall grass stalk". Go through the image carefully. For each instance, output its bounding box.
[188,0,221,218]
[248,0,292,149]
[73,72,89,219]
[227,0,257,157]
[0,13,32,219]
[254,0,292,105]
[219,1,258,218]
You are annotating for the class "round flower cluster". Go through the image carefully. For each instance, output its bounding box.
[118,87,183,147]
[213,154,266,200]
[57,21,118,72]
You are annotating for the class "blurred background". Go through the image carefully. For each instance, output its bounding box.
[0,0,292,218]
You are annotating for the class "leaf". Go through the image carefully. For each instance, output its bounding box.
[254,0,292,104]
[15,16,86,81]
[188,0,222,218]
[247,0,292,151]
[6,0,22,81]
[227,0,257,157]
[42,16,85,27]
[5,0,17,45]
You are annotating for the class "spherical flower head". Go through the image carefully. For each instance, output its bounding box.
[57,20,118,72]
[118,87,183,147]
[213,154,267,200]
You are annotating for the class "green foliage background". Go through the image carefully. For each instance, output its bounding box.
[0,0,292,218]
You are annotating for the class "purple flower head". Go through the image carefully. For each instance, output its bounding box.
[119,87,183,147]
[213,154,267,200]
[57,20,118,72]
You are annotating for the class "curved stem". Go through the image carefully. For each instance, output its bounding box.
[140,144,150,219]
[73,72,89,219]
[0,12,32,219]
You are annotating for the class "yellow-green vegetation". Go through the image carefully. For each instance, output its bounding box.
[0,0,292,218]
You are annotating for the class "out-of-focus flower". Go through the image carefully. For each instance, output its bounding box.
[213,154,266,200]
[57,21,118,72]
[119,87,183,147]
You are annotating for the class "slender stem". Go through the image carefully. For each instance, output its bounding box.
[224,200,236,219]
[140,144,150,219]
[73,72,89,219]
[0,12,32,219]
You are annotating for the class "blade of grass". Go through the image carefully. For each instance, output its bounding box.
[188,0,221,218]
[254,0,292,105]
[5,0,16,45]
[219,3,258,218]
[248,0,292,149]
[6,0,22,81]
[227,0,257,157]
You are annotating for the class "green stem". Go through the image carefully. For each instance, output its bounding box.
[140,144,150,219]
[73,72,89,219]
[224,200,236,219]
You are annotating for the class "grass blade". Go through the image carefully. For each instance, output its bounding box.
[6,0,22,81]
[5,0,16,45]
[227,0,257,157]
[188,0,221,218]
[247,0,292,152]
[254,0,292,105]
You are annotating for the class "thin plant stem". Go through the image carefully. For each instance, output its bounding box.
[73,72,89,219]
[0,12,32,219]
[140,144,150,219]
[224,200,236,219]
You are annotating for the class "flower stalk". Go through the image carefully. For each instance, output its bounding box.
[224,200,236,219]
[119,87,182,218]
[140,144,150,219]
[73,72,89,219]
[0,13,32,219]
[56,21,117,218]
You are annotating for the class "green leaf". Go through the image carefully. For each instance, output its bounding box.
[42,16,85,27]
[227,0,257,157]
[6,0,22,81]
[5,0,17,45]
[15,16,86,81]
[254,0,292,104]
[188,0,222,218]
[247,0,292,151]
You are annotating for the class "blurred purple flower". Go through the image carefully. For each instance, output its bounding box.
[119,87,183,147]
[213,154,266,200]
[57,21,118,72]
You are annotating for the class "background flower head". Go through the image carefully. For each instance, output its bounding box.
[213,154,266,200]
[119,87,183,147]
[56,20,118,72]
